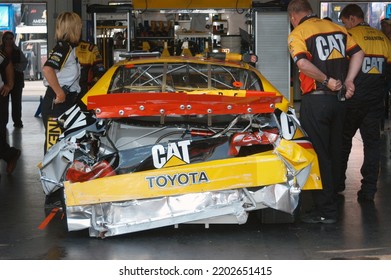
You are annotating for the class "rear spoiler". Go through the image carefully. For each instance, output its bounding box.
[87,91,282,119]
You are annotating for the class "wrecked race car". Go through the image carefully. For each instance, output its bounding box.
[38,52,322,238]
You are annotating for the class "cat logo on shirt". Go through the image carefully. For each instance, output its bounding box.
[316,34,345,60]
[362,57,385,74]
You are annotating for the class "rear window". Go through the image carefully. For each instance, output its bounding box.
[108,62,264,93]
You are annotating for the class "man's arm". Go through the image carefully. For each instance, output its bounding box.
[17,50,29,72]
[42,65,66,104]
[296,58,342,91]
[344,50,364,99]
[0,61,14,96]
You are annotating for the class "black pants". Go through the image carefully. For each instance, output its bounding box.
[0,94,11,161]
[9,84,24,126]
[340,103,383,196]
[300,94,346,219]
[41,87,77,153]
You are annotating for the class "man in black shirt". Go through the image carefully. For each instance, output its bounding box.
[287,0,364,223]
[339,4,391,202]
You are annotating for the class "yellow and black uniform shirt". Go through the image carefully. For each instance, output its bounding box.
[288,15,362,94]
[75,40,105,93]
[347,22,391,106]
[43,40,81,93]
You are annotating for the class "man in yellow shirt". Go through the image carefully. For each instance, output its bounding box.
[287,0,364,223]
[75,40,105,101]
[339,4,391,202]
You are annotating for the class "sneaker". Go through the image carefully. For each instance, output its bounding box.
[44,199,63,210]
[44,189,65,210]
[6,148,21,174]
[300,213,337,224]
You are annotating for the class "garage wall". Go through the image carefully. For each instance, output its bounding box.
[254,11,290,101]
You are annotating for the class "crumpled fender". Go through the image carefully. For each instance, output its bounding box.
[275,138,322,190]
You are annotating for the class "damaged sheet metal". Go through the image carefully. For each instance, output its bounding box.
[66,189,248,238]
[66,179,302,238]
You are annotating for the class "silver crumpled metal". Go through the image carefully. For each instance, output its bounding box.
[66,179,301,238]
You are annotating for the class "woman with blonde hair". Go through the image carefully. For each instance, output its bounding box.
[42,12,82,151]
[41,12,82,208]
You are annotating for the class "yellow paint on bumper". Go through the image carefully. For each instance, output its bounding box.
[65,140,321,207]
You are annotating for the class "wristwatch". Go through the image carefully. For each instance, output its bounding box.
[322,77,330,86]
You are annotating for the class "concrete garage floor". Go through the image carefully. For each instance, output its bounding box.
[1,87,391,260]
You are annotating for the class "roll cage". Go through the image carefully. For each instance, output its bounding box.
[108,62,264,93]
